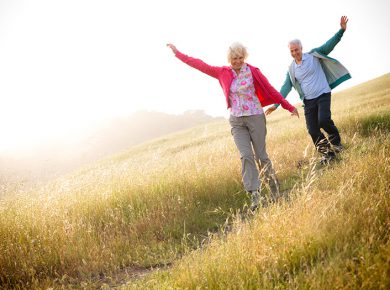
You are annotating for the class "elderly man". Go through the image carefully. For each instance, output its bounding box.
[266,16,351,164]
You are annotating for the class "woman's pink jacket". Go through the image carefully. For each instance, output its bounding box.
[175,51,295,112]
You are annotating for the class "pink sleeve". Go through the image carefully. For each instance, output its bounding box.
[175,51,222,79]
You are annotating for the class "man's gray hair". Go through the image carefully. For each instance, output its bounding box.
[288,39,302,48]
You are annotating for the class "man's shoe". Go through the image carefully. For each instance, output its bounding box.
[319,153,335,166]
[333,144,344,153]
[319,155,330,166]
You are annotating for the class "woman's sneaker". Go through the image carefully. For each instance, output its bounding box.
[250,190,269,211]
[250,190,260,211]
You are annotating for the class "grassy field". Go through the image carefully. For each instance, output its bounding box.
[0,74,389,289]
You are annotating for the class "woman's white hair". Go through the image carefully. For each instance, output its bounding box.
[227,42,248,63]
[288,39,302,48]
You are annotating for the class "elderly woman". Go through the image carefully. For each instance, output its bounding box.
[167,43,299,211]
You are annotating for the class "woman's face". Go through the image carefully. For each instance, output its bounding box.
[230,53,245,71]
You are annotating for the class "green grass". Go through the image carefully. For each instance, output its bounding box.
[0,73,389,289]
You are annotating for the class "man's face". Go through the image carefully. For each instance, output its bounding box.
[289,43,303,62]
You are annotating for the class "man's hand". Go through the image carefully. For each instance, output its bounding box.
[166,43,178,54]
[265,106,277,115]
[340,16,348,31]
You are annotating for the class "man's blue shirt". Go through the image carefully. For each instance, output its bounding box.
[293,53,331,100]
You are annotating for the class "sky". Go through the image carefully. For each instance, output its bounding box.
[0,0,389,154]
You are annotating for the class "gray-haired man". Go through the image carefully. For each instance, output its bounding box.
[267,16,351,164]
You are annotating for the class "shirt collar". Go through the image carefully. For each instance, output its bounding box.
[231,63,247,76]
[294,53,308,66]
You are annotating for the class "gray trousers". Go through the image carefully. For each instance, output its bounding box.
[229,114,278,194]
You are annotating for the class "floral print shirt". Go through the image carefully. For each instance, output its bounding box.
[229,64,264,117]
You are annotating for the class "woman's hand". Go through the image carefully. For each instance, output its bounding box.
[291,108,299,118]
[166,43,178,54]
[266,106,299,118]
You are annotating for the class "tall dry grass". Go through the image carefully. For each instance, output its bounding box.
[127,121,389,289]
[0,74,389,288]
[0,120,246,288]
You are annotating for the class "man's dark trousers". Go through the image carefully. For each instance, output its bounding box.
[303,92,341,155]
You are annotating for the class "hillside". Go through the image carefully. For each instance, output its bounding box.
[0,110,223,196]
[0,74,389,289]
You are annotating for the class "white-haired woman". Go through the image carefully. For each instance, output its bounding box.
[167,43,299,211]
